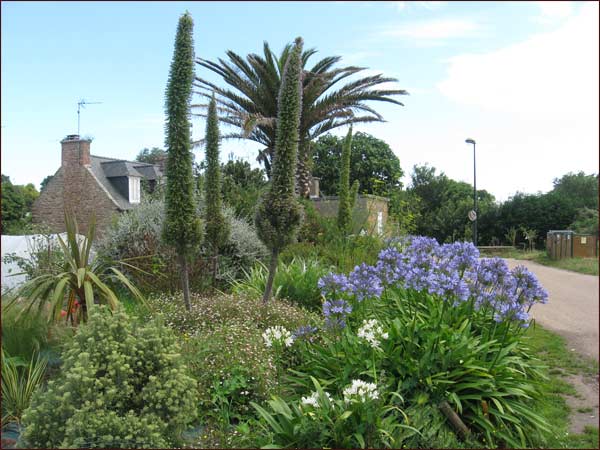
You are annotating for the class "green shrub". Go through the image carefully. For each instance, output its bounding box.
[144,292,318,428]
[62,409,167,449]
[97,198,267,293]
[144,292,316,337]
[251,377,417,449]
[231,257,331,311]
[19,307,197,448]
[1,304,50,363]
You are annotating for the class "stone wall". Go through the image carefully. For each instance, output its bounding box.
[311,194,389,235]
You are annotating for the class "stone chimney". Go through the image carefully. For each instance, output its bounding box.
[61,134,91,167]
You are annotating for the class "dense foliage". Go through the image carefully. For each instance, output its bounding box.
[6,213,144,323]
[163,12,203,310]
[204,96,230,271]
[313,132,404,198]
[398,166,598,247]
[255,37,304,303]
[19,308,197,448]
[250,237,551,448]
[337,127,353,234]
[1,175,39,234]
[135,147,167,165]
[96,198,267,293]
[194,39,407,195]
[143,292,317,437]
[231,257,332,312]
[221,160,267,221]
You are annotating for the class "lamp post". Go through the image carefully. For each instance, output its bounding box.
[465,138,477,247]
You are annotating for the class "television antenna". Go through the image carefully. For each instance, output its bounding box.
[77,99,102,136]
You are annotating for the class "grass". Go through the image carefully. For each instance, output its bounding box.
[523,324,599,448]
[479,248,598,276]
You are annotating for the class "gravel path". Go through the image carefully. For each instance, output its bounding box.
[504,258,599,361]
[504,259,599,434]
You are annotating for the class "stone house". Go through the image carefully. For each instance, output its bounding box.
[309,178,389,235]
[32,135,164,236]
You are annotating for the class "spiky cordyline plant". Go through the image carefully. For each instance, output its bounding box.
[193,40,408,196]
[5,211,145,323]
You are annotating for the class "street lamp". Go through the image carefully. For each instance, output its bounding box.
[465,138,477,247]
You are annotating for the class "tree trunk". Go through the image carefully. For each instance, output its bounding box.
[296,141,311,198]
[211,253,219,290]
[262,249,279,304]
[178,253,192,311]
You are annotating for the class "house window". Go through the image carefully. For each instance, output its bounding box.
[128,176,141,204]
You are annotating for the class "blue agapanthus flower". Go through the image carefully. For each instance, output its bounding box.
[348,263,383,301]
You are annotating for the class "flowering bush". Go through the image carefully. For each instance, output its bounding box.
[252,377,414,448]
[143,292,318,427]
[268,236,551,448]
[19,307,197,448]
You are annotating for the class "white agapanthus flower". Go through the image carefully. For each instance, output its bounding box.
[301,390,332,408]
[343,379,379,403]
[357,319,388,349]
[262,326,294,348]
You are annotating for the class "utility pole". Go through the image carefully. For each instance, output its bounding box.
[465,138,477,247]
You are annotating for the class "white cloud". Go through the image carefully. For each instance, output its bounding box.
[381,18,484,41]
[432,2,599,200]
[393,1,446,13]
[437,2,598,120]
[534,1,573,24]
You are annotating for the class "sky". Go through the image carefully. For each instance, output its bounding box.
[1,1,598,201]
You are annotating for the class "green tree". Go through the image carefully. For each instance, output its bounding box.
[569,207,598,234]
[255,37,304,304]
[312,132,404,197]
[1,175,39,234]
[162,12,203,311]
[40,175,54,192]
[407,164,497,244]
[204,95,230,286]
[136,147,167,165]
[194,40,407,196]
[551,171,598,211]
[221,160,267,220]
[337,126,353,234]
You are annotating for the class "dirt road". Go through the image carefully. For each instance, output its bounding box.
[504,258,599,361]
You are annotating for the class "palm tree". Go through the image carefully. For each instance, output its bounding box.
[193,40,408,197]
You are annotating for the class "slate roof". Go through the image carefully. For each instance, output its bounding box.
[89,155,164,210]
